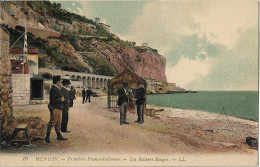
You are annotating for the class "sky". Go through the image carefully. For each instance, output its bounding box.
[58,0,258,91]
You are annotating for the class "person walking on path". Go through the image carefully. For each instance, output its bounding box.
[86,87,92,103]
[61,79,71,133]
[45,75,68,143]
[69,85,76,107]
[117,81,130,125]
[82,88,86,103]
[135,82,146,124]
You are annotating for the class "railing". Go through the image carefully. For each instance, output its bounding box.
[108,94,118,108]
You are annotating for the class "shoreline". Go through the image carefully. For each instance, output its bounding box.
[146,91,258,122]
[146,104,258,125]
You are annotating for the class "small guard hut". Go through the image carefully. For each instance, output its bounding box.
[107,69,147,109]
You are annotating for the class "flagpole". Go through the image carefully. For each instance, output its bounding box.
[22,25,28,101]
[23,26,27,74]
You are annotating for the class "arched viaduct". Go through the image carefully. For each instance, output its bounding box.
[39,68,113,89]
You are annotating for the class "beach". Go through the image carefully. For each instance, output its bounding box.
[2,95,258,166]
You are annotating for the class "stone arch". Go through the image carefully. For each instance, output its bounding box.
[100,78,104,88]
[87,77,91,88]
[92,77,96,89]
[104,79,108,88]
[96,78,100,89]
[82,76,87,87]
[71,75,76,80]
[77,75,81,81]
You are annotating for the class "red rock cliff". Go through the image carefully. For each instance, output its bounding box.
[123,48,167,82]
[92,40,167,82]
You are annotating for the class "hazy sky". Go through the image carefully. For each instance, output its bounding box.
[58,0,258,91]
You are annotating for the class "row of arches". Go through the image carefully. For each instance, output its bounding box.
[65,74,110,89]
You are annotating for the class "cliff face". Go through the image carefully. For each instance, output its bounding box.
[89,39,167,81]
[94,43,167,81]
[1,1,167,82]
[124,48,167,82]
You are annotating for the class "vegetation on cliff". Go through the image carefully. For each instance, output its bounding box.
[3,1,165,79]
[27,1,95,25]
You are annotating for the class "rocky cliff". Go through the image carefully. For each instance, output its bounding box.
[1,1,167,82]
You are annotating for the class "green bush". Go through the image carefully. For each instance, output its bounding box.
[133,46,147,53]
[151,48,158,54]
[28,60,36,66]
[61,65,80,72]
[95,25,113,38]
[83,54,117,76]
[27,1,95,25]
[66,35,84,51]
[38,57,46,68]
[41,72,52,79]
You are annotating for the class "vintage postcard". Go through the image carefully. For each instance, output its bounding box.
[0,0,258,166]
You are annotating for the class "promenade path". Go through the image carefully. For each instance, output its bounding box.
[10,96,258,156]
[12,97,180,154]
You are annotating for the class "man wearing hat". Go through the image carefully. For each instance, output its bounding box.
[61,79,71,133]
[86,87,92,103]
[82,88,86,103]
[117,81,130,125]
[69,85,76,107]
[45,75,68,143]
[135,82,146,124]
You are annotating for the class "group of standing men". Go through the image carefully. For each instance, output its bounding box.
[45,76,145,143]
[45,75,76,143]
[118,81,145,125]
[82,87,92,103]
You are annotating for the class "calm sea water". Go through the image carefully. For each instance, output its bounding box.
[147,91,259,121]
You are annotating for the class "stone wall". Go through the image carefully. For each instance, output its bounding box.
[29,64,38,77]
[0,25,13,134]
[12,74,30,105]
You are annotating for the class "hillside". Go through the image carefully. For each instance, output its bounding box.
[1,1,167,81]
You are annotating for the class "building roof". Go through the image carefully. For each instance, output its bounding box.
[9,48,38,54]
[109,69,147,89]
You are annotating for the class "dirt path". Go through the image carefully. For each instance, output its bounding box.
[9,96,258,155]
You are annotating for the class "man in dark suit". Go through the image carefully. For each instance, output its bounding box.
[118,81,130,125]
[86,87,92,103]
[82,88,86,103]
[61,79,71,133]
[135,82,146,124]
[45,75,68,143]
[69,85,76,107]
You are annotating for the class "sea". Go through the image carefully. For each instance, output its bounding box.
[147,91,259,122]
